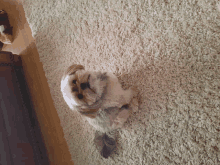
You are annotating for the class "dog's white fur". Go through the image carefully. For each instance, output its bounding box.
[61,64,138,132]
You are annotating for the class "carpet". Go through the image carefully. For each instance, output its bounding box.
[22,0,220,164]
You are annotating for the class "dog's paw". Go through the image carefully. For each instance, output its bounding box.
[130,86,138,98]
[130,97,139,113]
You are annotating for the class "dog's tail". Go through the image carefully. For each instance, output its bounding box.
[93,131,116,159]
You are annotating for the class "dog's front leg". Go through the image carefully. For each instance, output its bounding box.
[111,103,133,129]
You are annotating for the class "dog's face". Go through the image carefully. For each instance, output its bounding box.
[61,64,108,117]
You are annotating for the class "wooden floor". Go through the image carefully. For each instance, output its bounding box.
[1,0,74,164]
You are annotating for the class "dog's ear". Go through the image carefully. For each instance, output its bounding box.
[64,64,84,77]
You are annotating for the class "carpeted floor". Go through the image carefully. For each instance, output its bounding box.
[22,0,220,164]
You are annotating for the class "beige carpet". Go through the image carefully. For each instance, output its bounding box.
[22,0,220,164]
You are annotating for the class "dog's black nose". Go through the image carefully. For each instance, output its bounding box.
[78,94,83,99]
[80,83,87,90]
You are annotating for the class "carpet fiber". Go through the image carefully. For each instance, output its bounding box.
[22,0,220,164]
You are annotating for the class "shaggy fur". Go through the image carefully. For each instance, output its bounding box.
[61,64,138,158]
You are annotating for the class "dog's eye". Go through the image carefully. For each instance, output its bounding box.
[72,80,76,84]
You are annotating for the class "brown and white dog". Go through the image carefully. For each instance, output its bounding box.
[61,64,138,158]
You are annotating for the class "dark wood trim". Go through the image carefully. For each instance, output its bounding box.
[0,51,49,164]
[0,51,22,66]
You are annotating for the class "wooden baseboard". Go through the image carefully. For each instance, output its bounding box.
[0,50,74,165]
[19,43,74,165]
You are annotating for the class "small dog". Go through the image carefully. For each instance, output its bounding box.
[61,64,138,158]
